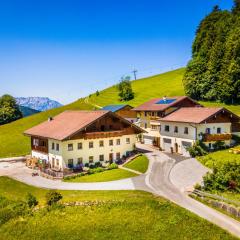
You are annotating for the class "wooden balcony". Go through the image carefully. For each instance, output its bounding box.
[150,116,161,121]
[83,128,134,139]
[203,133,232,142]
[32,145,48,153]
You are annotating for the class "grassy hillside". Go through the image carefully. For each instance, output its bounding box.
[1,68,240,158]
[0,99,93,158]
[89,68,240,115]
[89,68,185,107]
[0,177,236,240]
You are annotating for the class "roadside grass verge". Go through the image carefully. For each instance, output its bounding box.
[63,168,137,183]
[0,176,237,240]
[123,154,149,173]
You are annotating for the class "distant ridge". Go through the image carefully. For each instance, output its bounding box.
[16,97,62,111]
[18,105,40,117]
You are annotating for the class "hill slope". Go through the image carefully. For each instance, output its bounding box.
[89,68,185,107]
[0,68,239,158]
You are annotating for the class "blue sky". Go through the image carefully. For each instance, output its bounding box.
[0,0,233,104]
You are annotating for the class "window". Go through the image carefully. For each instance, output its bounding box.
[151,112,155,116]
[109,125,113,130]
[78,143,82,150]
[174,126,178,133]
[68,159,73,168]
[99,155,104,161]
[56,143,59,151]
[33,138,39,146]
[126,138,130,144]
[184,127,188,134]
[164,125,170,132]
[68,144,73,151]
[52,142,55,150]
[116,152,121,160]
[206,128,211,134]
[89,156,94,163]
[144,112,147,117]
[217,127,221,134]
[116,139,120,145]
[101,125,105,131]
[99,140,104,147]
[56,159,59,167]
[144,123,147,129]
[151,125,158,130]
[109,139,113,146]
[77,158,83,164]
[89,142,94,148]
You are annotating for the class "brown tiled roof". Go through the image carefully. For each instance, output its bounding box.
[159,107,226,123]
[24,110,145,140]
[132,96,198,111]
[24,111,109,140]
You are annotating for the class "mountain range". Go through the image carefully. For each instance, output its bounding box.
[16,97,62,112]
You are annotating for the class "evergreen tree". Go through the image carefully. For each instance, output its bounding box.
[183,1,240,104]
[0,94,22,125]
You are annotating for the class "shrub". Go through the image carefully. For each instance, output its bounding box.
[85,163,89,168]
[188,141,207,157]
[108,163,118,170]
[45,191,63,206]
[212,141,226,150]
[202,160,240,192]
[232,134,240,145]
[26,193,38,208]
[88,167,105,174]
[94,162,102,168]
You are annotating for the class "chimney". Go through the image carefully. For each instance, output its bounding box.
[48,116,53,122]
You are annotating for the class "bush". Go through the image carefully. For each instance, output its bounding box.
[85,163,89,168]
[202,160,240,192]
[26,193,38,208]
[188,141,208,157]
[45,191,62,206]
[212,141,226,150]
[88,167,105,174]
[94,162,102,168]
[232,134,240,145]
[108,163,118,170]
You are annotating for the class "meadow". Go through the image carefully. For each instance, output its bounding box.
[0,176,237,240]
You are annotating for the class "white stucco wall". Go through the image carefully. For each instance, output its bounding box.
[160,121,232,155]
[46,134,137,168]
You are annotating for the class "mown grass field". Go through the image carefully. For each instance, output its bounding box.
[1,68,240,158]
[64,168,137,183]
[0,177,237,240]
[124,154,149,173]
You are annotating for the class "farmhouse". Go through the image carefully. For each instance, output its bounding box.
[101,104,137,123]
[24,110,144,171]
[159,107,240,156]
[132,96,201,147]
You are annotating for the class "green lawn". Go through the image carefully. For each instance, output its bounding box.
[0,176,237,240]
[64,169,137,183]
[197,147,240,169]
[1,68,240,158]
[124,154,149,173]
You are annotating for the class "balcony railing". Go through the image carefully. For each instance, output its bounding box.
[150,116,161,121]
[203,133,232,142]
[83,129,133,139]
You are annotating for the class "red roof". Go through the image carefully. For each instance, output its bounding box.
[24,111,109,140]
[24,110,145,140]
[132,96,198,111]
[159,107,227,123]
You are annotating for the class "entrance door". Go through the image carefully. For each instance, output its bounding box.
[175,143,178,153]
[109,153,114,163]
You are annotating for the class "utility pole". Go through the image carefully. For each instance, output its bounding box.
[132,69,138,80]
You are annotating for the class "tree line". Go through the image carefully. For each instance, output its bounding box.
[183,0,240,104]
